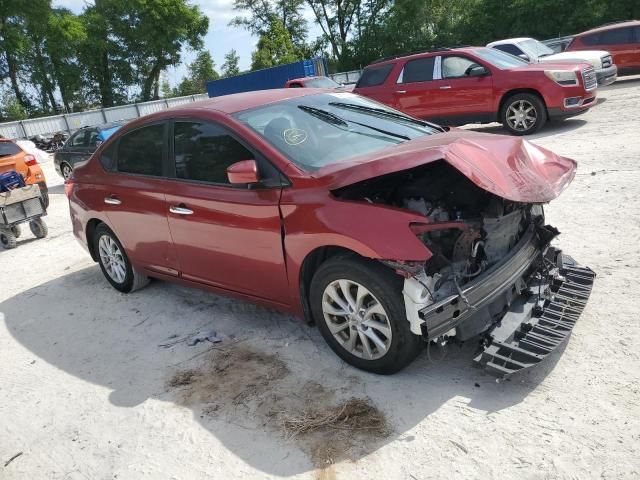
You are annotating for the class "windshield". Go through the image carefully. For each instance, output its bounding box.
[520,39,555,58]
[305,77,341,88]
[234,92,440,171]
[473,47,529,69]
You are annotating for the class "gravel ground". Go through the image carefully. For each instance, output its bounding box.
[1,78,639,480]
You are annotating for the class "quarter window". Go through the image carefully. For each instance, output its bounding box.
[117,124,164,176]
[442,56,479,78]
[356,63,394,87]
[174,121,253,184]
[401,57,436,83]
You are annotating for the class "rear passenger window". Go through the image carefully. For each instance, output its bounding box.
[117,124,164,176]
[174,121,253,184]
[356,64,394,87]
[588,27,634,45]
[401,57,435,83]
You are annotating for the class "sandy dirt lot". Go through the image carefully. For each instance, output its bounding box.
[1,78,639,480]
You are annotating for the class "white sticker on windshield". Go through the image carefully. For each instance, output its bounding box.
[283,128,308,146]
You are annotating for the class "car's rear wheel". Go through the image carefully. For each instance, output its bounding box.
[501,93,547,135]
[61,163,73,180]
[94,224,149,293]
[0,229,17,249]
[310,256,423,374]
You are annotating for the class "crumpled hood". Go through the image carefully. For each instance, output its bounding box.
[317,129,577,203]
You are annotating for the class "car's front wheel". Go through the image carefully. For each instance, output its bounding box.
[310,257,423,374]
[501,93,547,135]
[94,224,149,293]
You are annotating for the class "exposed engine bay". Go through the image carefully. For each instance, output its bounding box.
[333,161,550,342]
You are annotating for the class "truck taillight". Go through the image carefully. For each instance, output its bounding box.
[24,154,37,166]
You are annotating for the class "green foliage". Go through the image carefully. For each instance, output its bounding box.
[231,0,308,48]
[222,49,241,77]
[0,88,27,121]
[251,18,301,70]
[175,50,219,95]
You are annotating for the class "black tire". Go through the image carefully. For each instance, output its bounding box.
[501,93,547,135]
[11,225,21,238]
[40,190,49,209]
[29,218,48,238]
[0,229,17,249]
[310,256,423,374]
[93,223,149,293]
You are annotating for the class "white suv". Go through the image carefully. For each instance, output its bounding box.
[487,37,617,86]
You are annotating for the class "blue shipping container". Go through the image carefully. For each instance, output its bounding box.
[207,58,328,97]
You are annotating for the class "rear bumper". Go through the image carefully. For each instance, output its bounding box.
[596,64,617,86]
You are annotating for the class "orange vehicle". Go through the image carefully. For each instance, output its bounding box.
[0,138,48,207]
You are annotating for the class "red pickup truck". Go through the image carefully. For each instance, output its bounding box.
[354,47,598,135]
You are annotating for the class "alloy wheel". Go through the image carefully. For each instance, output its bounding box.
[321,279,392,360]
[62,163,73,180]
[506,100,537,132]
[98,234,127,284]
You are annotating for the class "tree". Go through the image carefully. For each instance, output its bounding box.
[175,50,219,95]
[231,0,308,48]
[251,18,301,70]
[221,49,241,77]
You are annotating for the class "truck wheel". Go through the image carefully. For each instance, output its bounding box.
[29,218,48,238]
[501,93,547,135]
[93,224,149,293]
[11,225,21,238]
[310,256,423,374]
[0,229,17,249]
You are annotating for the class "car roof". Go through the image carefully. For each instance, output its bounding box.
[369,46,486,67]
[487,38,534,46]
[167,88,330,114]
[577,19,639,36]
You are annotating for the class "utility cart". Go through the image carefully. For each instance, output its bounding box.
[0,184,48,249]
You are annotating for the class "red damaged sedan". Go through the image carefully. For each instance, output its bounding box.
[67,89,594,377]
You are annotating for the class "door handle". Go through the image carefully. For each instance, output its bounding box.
[169,205,194,215]
[104,196,121,205]
[439,85,452,90]
[395,90,407,94]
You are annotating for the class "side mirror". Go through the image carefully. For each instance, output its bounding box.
[468,65,489,77]
[518,53,530,61]
[227,159,259,185]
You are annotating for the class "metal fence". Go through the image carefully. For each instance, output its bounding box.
[329,70,362,85]
[0,94,208,140]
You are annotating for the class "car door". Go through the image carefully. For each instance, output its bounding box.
[103,122,180,277]
[164,119,290,305]
[428,54,494,123]
[391,56,440,119]
[63,130,88,167]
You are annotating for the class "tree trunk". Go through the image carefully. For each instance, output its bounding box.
[33,39,58,112]
[5,51,29,110]
[141,62,161,101]
[99,51,114,107]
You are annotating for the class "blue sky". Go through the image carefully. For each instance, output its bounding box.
[54,0,322,87]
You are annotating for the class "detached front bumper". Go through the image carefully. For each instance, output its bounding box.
[416,226,595,378]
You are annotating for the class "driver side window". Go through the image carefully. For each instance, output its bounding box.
[442,56,478,79]
[70,131,87,147]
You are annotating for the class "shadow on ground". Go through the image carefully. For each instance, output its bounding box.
[1,266,565,476]
[469,118,588,139]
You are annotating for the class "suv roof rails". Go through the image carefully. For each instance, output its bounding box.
[371,46,467,64]
[597,19,636,27]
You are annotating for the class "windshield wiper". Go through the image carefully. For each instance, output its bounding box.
[328,102,445,132]
[297,105,348,127]
[297,104,410,141]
